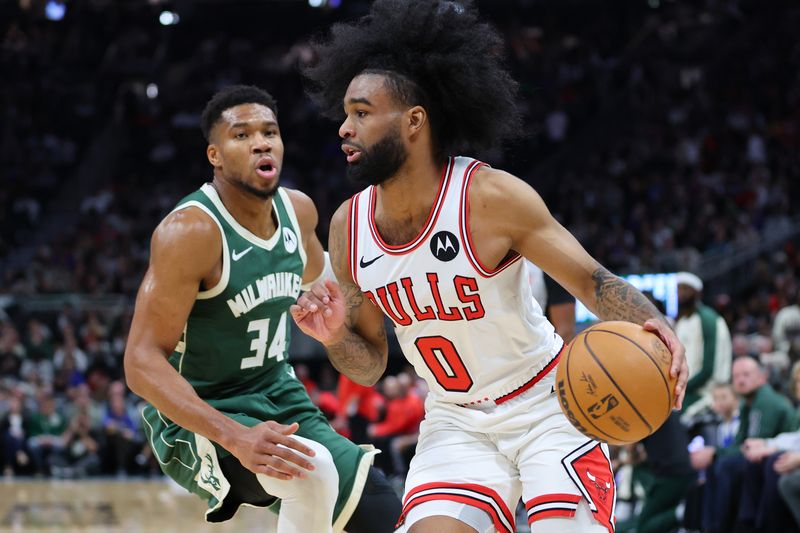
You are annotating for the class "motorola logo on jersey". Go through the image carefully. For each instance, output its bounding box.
[283,227,298,253]
[430,231,459,262]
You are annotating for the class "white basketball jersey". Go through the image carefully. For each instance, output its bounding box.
[349,156,563,405]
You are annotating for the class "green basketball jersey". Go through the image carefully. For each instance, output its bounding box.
[171,183,306,399]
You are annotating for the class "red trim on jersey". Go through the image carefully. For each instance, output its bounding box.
[347,194,358,285]
[398,482,515,533]
[525,493,581,525]
[525,493,582,510]
[458,160,523,278]
[367,158,454,255]
[494,342,564,405]
[529,508,578,523]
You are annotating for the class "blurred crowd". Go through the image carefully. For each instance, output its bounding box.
[1,0,800,531]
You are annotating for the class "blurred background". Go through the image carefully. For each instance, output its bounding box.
[1,0,799,531]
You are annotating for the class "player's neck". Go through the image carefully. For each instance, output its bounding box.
[375,154,443,221]
[211,179,278,240]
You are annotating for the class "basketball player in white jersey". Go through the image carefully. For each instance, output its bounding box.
[294,2,689,532]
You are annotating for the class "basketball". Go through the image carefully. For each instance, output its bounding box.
[556,321,676,445]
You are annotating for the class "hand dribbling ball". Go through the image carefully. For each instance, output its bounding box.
[556,321,676,445]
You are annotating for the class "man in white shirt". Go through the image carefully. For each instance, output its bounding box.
[675,272,732,411]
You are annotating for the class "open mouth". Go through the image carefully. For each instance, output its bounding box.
[255,160,277,179]
[342,145,362,163]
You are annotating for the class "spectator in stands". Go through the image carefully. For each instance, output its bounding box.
[20,319,54,386]
[675,272,732,412]
[27,389,67,476]
[333,374,383,443]
[740,429,800,532]
[51,407,101,479]
[0,392,31,476]
[618,413,695,533]
[774,289,800,363]
[691,356,796,532]
[102,391,138,476]
[368,375,424,478]
[0,322,24,382]
[777,451,800,529]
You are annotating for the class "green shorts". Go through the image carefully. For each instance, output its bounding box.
[142,371,376,530]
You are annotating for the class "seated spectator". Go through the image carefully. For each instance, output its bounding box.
[774,290,800,360]
[102,392,138,476]
[690,356,796,532]
[368,374,424,478]
[741,429,800,531]
[50,408,101,479]
[0,392,31,476]
[27,389,67,476]
[617,413,695,533]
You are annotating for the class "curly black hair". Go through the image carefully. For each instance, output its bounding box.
[200,85,278,142]
[302,0,521,160]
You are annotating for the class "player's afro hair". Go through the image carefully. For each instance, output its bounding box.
[302,0,522,160]
[201,85,278,142]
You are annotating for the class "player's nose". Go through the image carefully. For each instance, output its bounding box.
[339,117,354,139]
[251,133,271,153]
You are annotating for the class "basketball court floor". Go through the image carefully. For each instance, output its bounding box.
[0,478,275,532]
[0,478,535,532]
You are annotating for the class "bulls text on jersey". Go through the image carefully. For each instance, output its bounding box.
[364,273,485,326]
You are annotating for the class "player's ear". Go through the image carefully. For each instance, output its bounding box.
[207,144,221,167]
[406,105,427,138]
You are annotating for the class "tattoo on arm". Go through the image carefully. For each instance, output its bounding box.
[591,267,665,325]
[325,287,387,385]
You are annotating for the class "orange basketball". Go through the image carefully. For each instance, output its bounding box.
[555,321,676,445]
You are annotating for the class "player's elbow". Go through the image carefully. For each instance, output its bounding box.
[122,347,146,396]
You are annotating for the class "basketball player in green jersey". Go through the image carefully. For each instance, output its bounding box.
[124,85,400,533]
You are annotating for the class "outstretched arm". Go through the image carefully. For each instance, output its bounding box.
[291,200,388,386]
[471,168,688,408]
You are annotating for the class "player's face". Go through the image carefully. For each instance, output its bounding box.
[207,103,283,199]
[339,74,408,186]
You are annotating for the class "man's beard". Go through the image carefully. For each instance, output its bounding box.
[232,175,279,199]
[346,127,408,187]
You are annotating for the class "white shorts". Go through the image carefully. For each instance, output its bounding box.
[395,365,616,533]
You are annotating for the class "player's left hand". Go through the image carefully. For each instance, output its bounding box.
[291,279,346,344]
[644,318,688,410]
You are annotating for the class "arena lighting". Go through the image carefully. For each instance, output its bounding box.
[146,83,159,99]
[159,10,180,26]
[44,0,66,21]
[308,0,325,8]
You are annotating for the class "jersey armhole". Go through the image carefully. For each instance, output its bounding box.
[347,194,359,286]
[170,202,230,300]
[276,188,308,268]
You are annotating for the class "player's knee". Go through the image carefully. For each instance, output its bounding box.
[256,437,339,502]
[302,439,339,498]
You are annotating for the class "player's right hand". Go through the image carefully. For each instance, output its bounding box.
[290,279,346,345]
[231,421,317,480]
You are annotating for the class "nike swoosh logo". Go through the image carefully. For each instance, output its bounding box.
[359,254,384,268]
[232,247,253,261]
